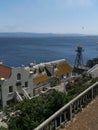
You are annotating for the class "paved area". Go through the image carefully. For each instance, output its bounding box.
[60,96,98,130]
[0,119,7,128]
[0,112,8,128]
[53,82,66,92]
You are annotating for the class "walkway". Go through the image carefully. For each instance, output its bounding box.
[60,96,98,130]
[0,112,8,128]
[0,118,7,128]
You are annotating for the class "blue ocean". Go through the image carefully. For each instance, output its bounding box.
[0,36,98,67]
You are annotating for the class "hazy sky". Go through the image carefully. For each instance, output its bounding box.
[0,0,98,34]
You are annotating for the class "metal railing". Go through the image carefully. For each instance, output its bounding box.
[34,81,98,130]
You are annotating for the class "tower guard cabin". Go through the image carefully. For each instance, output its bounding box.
[74,46,84,68]
[74,46,87,73]
[0,59,72,107]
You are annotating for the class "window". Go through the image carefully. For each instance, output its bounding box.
[0,85,1,91]
[25,82,28,87]
[66,73,69,77]
[17,73,21,80]
[33,69,36,74]
[16,82,21,86]
[54,64,57,69]
[41,67,44,72]
[9,86,13,93]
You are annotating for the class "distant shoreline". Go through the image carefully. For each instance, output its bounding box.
[0,32,98,38]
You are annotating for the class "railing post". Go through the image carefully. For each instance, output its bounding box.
[92,88,93,100]
[76,101,78,111]
[49,123,52,130]
[69,104,72,120]
[60,115,62,124]
[64,111,67,122]
[79,98,81,108]
[55,119,57,129]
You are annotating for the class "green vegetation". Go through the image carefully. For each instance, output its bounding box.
[0,127,7,130]
[4,76,98,130]
[6,90,67,130]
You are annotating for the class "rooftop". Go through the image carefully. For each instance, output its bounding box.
[33,59,73,84]
[0,64,11,79]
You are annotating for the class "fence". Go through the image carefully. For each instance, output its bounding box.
[34,81,98,130]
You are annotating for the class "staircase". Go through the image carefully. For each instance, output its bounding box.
[22,88,31,99]
[16,91,23,102]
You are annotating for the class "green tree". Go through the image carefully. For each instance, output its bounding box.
[7,89,67,130]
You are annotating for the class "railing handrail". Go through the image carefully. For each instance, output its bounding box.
[22,88,31,99]
[16,91,23,101]
[34,81,98,130]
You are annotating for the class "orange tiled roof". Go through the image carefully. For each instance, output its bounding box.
[55,60,73,76]
[0,64,11,79]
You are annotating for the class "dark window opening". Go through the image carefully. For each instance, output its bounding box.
[7,98,14,105]
[33,69,36,74]
[17,73,21,80]
[16,82,21,86]
[0,85,1,91]
[25,82,28,87]
[9,86,13,93]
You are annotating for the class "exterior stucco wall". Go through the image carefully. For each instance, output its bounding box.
[0,59,73,107]
[1,66,34,107]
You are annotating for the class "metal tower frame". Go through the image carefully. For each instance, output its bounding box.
[74,46,84,67]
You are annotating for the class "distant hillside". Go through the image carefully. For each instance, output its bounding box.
[0,32,88,38]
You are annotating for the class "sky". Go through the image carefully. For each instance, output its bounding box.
[0,0,98,34]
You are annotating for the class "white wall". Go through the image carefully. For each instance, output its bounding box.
[88,65,98,78]
[1,66,34,107]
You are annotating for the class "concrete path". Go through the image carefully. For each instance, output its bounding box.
[60,96,98,130]
[0,112,8,128]
[0,118,7,128]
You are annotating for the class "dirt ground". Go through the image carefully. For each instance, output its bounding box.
[60,96,98,130]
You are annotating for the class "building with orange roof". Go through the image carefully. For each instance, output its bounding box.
[0,59,72,107]
[0,63,34,107]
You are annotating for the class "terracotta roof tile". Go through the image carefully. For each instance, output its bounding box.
[0,64,11,79]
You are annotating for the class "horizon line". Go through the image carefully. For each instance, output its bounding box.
[0,32,98,36]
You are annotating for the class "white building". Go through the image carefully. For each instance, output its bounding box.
[0,64,33,107]
[87,64,98,78]
[0,59,73,107]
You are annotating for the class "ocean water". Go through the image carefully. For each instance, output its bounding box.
[0,36,98,67]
